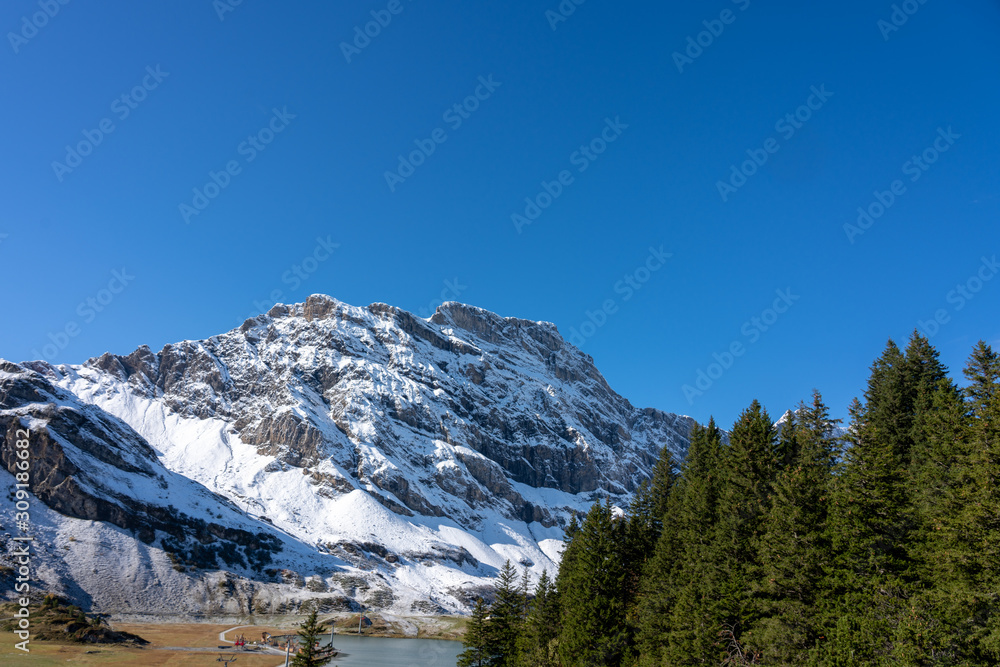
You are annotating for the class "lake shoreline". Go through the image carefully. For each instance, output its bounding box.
[105,612,468,642]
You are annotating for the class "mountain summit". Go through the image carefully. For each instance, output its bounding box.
[1,295,694,616]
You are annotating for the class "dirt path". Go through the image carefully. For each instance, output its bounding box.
[219,624,258,643]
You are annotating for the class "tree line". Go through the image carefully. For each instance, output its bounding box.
[459,334,999,666]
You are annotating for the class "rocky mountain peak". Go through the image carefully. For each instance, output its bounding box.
[1,295,696,616]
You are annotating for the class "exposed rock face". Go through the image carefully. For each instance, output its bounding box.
[1,365,157,536]
[0,296,695,615]
[0,365,283,562]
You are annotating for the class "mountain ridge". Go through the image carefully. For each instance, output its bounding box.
[1,294,695,616]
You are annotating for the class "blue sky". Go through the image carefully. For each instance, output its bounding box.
[2,0,998,426]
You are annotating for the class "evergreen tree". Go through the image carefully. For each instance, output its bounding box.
[897,333,964,661]
[639,419,724,665]
[907,382,972,661]
[490,560,526,667]
[903,333,957,556]
[564,513,581,541]
[713,399,776,658]
[823,341,918,664]
[623,443,679,655]
[649,443,679,536]
[557,499,630,667]
[961,342,1000,659]
[626,481,658,574]
[752,391,839,664]
[459,597,492,667]
[623,479,658,653]
[773,409,800,472]
[290,610,327,667]
[519,567,532,620]
[555,513,581,624]
[515,570,560,666]
[903,332,952,444]
[965,341,1000,412]
[545,335,1000,663]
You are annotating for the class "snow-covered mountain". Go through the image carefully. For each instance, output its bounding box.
[0,295,695,616]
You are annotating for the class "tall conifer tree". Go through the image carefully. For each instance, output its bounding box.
[962,342,1000,659]
[824,341,918,664]
[557,499,630,667]
[773,409,800,472]
[459,597,492,667]
[290,611,328,667]
[713,400,776,656]
[490,560,525,667]
[897,334,961,659]
[649,443,679,534]
[753,391,839,664]
[624,444,679,648]
[640,419,725,665]
[515,570,560,667]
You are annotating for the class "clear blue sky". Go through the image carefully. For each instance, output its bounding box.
[2,0,998,426]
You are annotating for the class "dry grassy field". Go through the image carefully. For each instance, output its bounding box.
[0,624,289,666]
